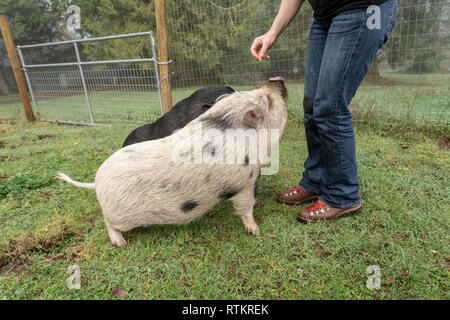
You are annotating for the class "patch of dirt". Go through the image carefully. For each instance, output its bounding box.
[31,150,48,156]
[434,258,450,270]
[112,287,130,299]
[437,137,450,150]
[362,76,411,86]
[37,134,57,140]
[0,155,17,162]
[0,217,76,270]
[70,245,87,261]
[386,156,399,166]
[314,243,331,259]
[41,254,67,263]
[0,257,32,277]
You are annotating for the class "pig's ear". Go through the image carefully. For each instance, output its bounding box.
[244,110,264,128]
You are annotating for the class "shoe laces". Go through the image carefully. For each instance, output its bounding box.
[286,185,304,194]
[307,199,327,212]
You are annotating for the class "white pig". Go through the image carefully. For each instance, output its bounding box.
[57,78,288,248]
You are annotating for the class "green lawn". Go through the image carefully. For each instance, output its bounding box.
[1,73,449,124]
[0,88,449,298]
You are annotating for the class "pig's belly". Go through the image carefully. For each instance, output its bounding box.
[97,186,221,231]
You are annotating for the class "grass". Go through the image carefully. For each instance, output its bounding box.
[0,80,449,299]
[1,73,449,124]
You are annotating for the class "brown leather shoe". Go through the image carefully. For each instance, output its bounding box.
[297,199,362,223]
[276,185,319,205]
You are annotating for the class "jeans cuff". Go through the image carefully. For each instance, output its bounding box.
[319,196,362,209]
[298,179,321,195]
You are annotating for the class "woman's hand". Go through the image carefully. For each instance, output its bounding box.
[250,0,304,61]
[250,31,278,61]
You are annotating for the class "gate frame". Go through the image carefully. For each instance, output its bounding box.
[17,30,169,126]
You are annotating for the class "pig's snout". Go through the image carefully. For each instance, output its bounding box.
[269,76,284,82]
[267,76,287,101]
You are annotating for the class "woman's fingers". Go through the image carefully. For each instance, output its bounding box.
[259,40,271,59]
[250,37,262,59]
[251,35,273,61]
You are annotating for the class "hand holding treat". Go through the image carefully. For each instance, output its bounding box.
[250,31,276,61]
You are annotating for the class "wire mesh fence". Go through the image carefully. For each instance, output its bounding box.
[165,0,449,124]
[21,62,162,124]
[1,31,164,125]
[0,0,449,125]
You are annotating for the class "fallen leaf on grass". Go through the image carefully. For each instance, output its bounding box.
[383,278,394,286]
[112,287,129,299]
[387,157,398,166]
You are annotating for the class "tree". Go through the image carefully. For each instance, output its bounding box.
[382,0,449,73]
[70,0,157,61]
[0,0,66,45]
[0,0,68,94]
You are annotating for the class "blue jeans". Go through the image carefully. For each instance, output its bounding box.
[299,0,397,208]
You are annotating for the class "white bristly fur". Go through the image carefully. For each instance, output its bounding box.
[57,82,288,248]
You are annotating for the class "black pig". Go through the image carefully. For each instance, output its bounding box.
[122,86,235,147]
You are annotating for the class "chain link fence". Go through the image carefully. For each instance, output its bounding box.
[165,0,449,124]
[1,31,164,124]
[1,0,449,125]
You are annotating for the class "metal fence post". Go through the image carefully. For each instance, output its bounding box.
[16,46,39,116]
[73,42,95,124]
[150,31,164,115]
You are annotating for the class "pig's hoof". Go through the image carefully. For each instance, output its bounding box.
[106,224,128,249]
[112,239,128,249]
[245,224,260,236]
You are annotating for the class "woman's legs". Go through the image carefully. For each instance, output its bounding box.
[299,0,398,209]
[299,18,329,196]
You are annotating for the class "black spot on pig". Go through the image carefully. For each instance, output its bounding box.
[303,95,312,114]
[219,186,241,200]
[205,174,211,183]
[181,200,199,212]
[249,170,254,178]
[204,142,216,157]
